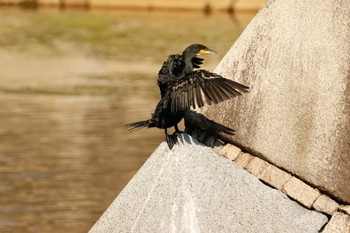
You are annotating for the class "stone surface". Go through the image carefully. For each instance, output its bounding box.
[313,194,339,215]
[322,212,350,233]
[224,144,241,160]
[89,134,327,233]
[340,205,350,215]
[217,143,232,157]
[282,177,320,208]
[193,0,350,203]
[234,152,253,167]
[246,156,292,190]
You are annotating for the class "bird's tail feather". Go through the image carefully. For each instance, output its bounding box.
[125,120,149,131]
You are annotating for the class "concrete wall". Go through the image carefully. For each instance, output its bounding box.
[197,0,350,203]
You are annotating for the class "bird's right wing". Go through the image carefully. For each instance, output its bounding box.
[169,70,249,113]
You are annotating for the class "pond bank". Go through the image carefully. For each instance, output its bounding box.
[0,0,266,12]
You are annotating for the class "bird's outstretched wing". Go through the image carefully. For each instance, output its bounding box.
[169,70,249,113]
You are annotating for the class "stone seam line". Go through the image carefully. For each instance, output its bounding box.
[211,141,350,232]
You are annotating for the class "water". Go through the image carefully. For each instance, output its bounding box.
[0,8,255,232]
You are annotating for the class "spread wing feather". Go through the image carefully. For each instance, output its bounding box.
[169,70,249,113]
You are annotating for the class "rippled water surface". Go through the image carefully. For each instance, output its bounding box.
[0,8,255,232]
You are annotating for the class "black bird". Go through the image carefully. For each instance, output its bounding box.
[126,44,249,149]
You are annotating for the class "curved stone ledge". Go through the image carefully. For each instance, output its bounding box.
[89,134,327,233]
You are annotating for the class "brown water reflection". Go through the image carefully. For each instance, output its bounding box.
[0,8,255,232]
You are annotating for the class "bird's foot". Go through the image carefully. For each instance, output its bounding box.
[165,133,178,150]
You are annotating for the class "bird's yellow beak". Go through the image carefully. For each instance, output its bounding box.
[197,49,217,56]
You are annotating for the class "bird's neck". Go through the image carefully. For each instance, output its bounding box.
[181,48,196,74]
[182,56,194,74]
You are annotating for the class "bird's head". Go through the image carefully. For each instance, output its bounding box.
[182,44,217,60]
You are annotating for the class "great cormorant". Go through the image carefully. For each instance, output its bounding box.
[125,44,249,149]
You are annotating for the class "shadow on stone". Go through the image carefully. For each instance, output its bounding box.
[185,110,235,142]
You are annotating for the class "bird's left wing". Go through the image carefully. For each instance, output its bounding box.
[169,70,249,113]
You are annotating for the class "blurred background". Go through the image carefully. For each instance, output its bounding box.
[0,0,264,232]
